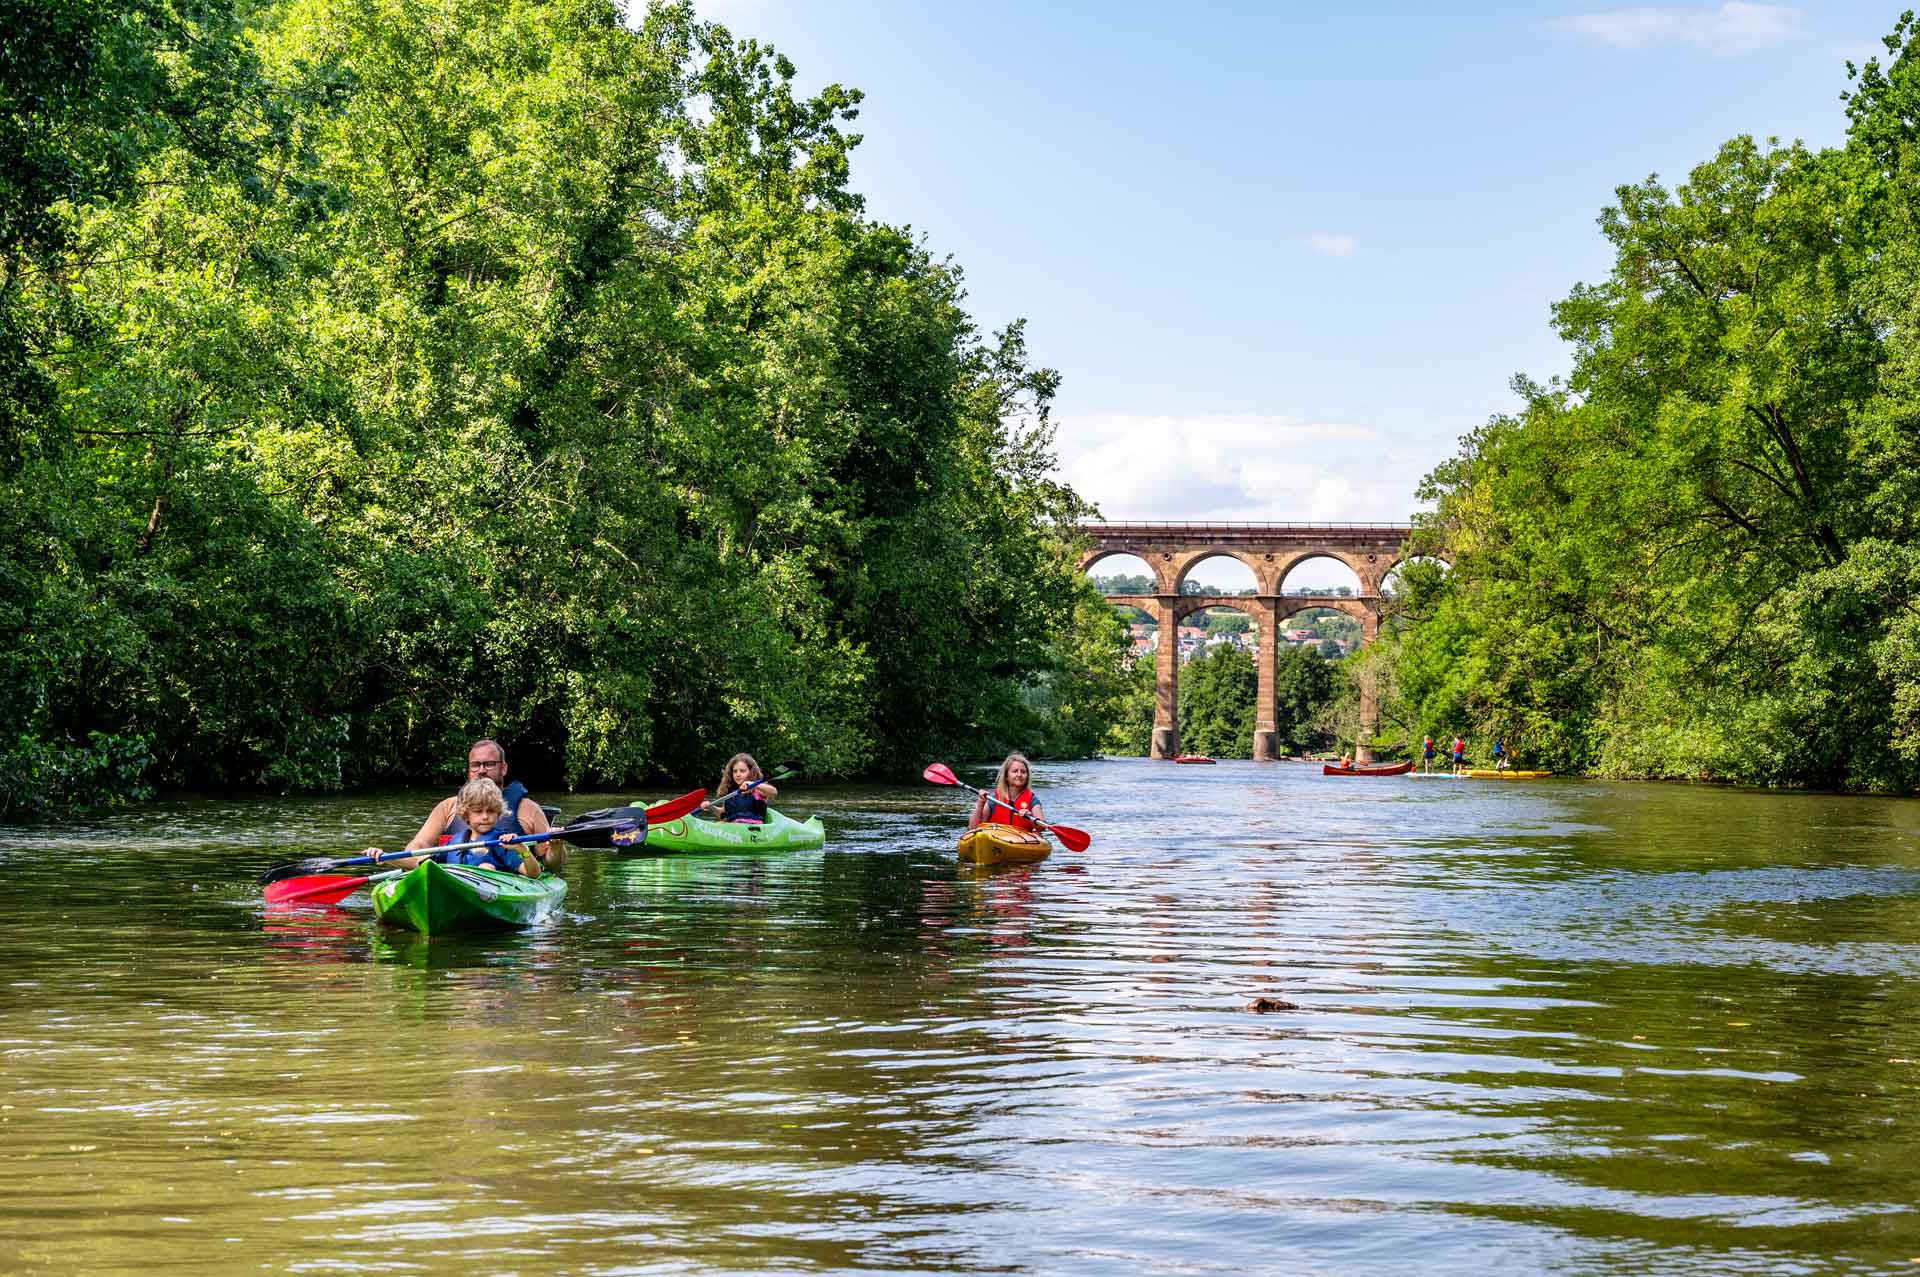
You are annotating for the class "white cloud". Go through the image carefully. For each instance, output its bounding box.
[1055,411,1443,526]
[1551,4,1800,55]
[1307,232,1358,258]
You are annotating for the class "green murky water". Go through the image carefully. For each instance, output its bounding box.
[3,759,1919,1274]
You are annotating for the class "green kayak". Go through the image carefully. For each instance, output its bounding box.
[370,861,566,934]
[641,808,825,855]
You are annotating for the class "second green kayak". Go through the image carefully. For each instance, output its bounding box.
[370,861,567,934]
[641,808,825,855]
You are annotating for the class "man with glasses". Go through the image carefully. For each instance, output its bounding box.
[375,739,562,869]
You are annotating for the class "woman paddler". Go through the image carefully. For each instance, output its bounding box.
[967,752,1046,832]
[707,752,778,824]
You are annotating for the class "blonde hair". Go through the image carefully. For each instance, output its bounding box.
[994,752,1033,803]
[716,752,764,797]
[455,776,506,826]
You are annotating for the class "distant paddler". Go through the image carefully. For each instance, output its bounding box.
[704,752,780,823]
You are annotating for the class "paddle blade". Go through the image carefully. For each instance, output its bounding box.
[922,763,959,786]
[644,789,707,825]
[551,816,643,843]
[265,873,373,905]
[1049,824,1092,853]
[258,856,351,886]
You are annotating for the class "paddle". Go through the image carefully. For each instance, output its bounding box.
[268,861,513,908]
[262,823,623,902]
[921,763,1091,852]
[255,806,665,887]
[264,867,407,906]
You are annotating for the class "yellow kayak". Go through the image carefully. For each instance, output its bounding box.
[1467,769,1554,779]
[957,825,1052,865]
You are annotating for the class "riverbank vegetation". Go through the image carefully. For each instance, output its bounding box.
[0,0,1130,815]
[1373,17,1920,791]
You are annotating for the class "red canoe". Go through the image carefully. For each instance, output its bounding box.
[1173,754,1217,765]
[1322,760,1414,777]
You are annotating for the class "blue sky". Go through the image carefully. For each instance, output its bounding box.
[691,1,1897,577]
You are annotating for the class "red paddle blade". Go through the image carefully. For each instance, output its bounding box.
[1049,824,1091,853]
[645,789,707,825]
[264,873,372,905]
[922,763,959,786]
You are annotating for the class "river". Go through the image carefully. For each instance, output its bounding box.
[2,758,1918,1274]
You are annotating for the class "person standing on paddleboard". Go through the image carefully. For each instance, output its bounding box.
[369,738,560,867]
[1450,735,1466,776]
[968,753,1046,831]
[1422,734,1436,772]
[707,752,778,823]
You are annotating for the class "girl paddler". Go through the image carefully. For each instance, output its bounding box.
[708,752,778,824]
[967,752,1046,832]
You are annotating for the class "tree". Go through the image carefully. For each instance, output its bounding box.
[1179,644,1255,759]
[1272,644,1335,754]
[1374,111,1910,787]
[0,0,1127,812]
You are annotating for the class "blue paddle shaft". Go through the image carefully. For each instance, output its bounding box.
[341,827,560,870]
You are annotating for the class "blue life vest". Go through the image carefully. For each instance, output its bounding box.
[441,780,531,869]
[721,787,768,823]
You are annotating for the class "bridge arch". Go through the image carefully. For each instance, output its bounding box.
[1275,549,1393,597]
[1084,552,1161,595]
[1174,550,1261,596]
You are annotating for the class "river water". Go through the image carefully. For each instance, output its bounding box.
[2,758,1919,1274]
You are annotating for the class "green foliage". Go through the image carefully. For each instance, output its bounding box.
[1271,644,1336,754]
[0,0,1126,815]
[1179,643,1256,759]
[0,731,153,819]
[1373,23,1920,791]
[1102,652,1157,757]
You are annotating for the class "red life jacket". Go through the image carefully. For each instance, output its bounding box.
[986,788,1037,831]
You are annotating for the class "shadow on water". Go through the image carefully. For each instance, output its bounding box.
[2,762,1920,1273]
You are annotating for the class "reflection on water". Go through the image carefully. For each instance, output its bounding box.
[2,762,1919,1274]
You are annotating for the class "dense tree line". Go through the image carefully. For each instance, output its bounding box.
[1374,16,1920,790]
[0,0,1129,815]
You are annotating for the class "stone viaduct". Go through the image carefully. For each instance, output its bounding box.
[1078,521,1416,761]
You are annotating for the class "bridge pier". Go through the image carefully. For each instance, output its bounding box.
[1355,609,1382,762]
[1151,599,1180,759]
[1252,602,1280,761]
